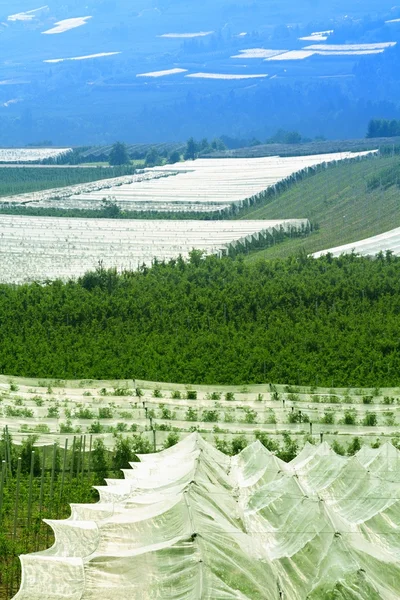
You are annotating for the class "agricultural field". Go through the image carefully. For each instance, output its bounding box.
[0,149,72,163]
[0,152,375,214]
[3,377,400,598]
[12,432,400,599]
[313,226,400,258]
[1,376,399,451]
[0,166,136,199]
[241,153,400,261]
[0,217,306,284]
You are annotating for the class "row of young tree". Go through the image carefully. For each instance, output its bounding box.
[1,252,400,387]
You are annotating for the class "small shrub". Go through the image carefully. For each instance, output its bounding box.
[113,387,131,397]
[362,395,373,405]
[225,392,235,402]
[14,397,23,406]
[119,411,133,419]
[153,388,163,398]
[347,437,362,455]
[231,435,248,455]
[202,409,219,422]
[135,388,144,398]
[163,432,180,449]
[171,390,182,399]
[60,420,74,433]
[83,391,92,397]
[383,396,394,405]
[363,412,377,427]
[32,396,44,406]
[243,407,257,424]
[9,382,19,392]
[287,393,300,403]
[256,393,264,402]
[99,388,110,396]
[342,410,357,425]
[76,408,95,420]
[186,390,197,400]
[331,440,346,455]
[320,411,335,425]
[130,424,138,432]
[89,421,105,433]
[99,407,113,419]
[185,407,198,422]
[115,422,128,432]
[206,391,222,401]
[384,411,396,426]
[328,395,340,404]
[159,404,175,420]
[371,438,381,448]
[265,409,277,424]
[223,409,235,423]
[254,431,279,452]
[47,406,59,418]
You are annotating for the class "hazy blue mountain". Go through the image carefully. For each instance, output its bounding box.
[0,0,399,145]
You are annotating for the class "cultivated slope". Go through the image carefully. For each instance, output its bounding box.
[240,154,400,261]
[14,433,400,599]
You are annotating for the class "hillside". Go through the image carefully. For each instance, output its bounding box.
[240,154,400,260]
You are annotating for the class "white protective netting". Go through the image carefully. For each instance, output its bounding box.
[13,433,400,599]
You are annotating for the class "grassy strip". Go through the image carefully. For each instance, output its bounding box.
[240,155,400,261]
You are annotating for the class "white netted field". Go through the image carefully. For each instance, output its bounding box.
[0,148,72,162]
[13,432,400,599]
[3,152,376,214]
[313,226,400,259]
[0,216,306,283]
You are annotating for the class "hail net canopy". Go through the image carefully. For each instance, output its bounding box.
[14,433,400,599]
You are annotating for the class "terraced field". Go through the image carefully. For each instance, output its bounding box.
[1,376,398,452]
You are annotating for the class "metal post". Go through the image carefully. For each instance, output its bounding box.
[27,451,35,528]
[59,439,68,516]
[13,457,21,539]
[76,436,83,478]
[87,435,93,475]
[70,436,76,481]
[49,443,57,507]
[309,422,313,435]
[81,435,86,477]
[0,460,6,524]
[320,432,324,443]
[153,429,157,452]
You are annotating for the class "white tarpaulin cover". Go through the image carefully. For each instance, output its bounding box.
[13,433,400,599]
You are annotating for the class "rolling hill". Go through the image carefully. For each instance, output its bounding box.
[240,154,400,261]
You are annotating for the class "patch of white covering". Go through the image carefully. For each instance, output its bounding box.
[7,151,375,214]
[159,31,214,38]
[313,225,400,258]
[44,52,121,63]
[2,98,21,107]
[304,42,397,51]
[316,49,385,55]
[136,68,187,78]
[186,72,268,79]
[42,16,92,35]
[231,48,286,59]
[0,148,72,162]
[13,434,400,599]
[0,217,308,283]
[266,50,316,60]
[300,29,334,41]
[386,18,400,23]
[8,6,47,22]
